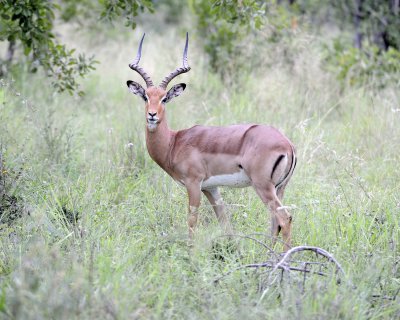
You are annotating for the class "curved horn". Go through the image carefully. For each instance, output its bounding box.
[159,32,191,90]
[129,33,154,88]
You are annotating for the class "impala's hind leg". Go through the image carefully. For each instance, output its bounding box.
[202,187,233,234]
[276,180,288,201]
[253,182,292,251]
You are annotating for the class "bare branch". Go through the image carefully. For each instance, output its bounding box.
[272,246,345,275]
[213,242,345,288]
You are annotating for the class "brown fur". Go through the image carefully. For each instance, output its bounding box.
[129,86,297,251]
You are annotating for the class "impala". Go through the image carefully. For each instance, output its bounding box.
[126,33,296,250]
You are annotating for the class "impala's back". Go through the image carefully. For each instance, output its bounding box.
[169,124,294,189]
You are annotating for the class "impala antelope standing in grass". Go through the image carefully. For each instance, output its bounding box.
[126,33,296,251]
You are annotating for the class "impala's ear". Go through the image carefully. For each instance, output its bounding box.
[127,80,147,101]
[163,83,186,104]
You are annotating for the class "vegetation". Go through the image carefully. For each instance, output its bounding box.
[0,0,154,94]
[0,1,399,319]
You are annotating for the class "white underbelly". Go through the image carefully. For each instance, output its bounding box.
[201,170,251,189]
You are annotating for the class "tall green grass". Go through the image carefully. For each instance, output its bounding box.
[0,13,399,319]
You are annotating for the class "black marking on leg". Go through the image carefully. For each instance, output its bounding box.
[271,155,285,180]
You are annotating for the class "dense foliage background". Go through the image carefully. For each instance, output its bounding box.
[0,0,399,318]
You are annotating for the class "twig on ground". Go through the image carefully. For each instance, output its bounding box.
[213,260,330,284]
[272,245,345,275]
[213,244,345,287]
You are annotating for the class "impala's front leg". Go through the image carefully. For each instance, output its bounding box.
[186,181,202,243]
[202,188,233,234]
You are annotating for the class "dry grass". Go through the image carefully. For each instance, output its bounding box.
[0,11,399,319]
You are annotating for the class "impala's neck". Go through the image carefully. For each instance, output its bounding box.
[145,115,175,172]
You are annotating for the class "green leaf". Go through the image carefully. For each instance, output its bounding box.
[0,286,6,313]
[23,46,32,56]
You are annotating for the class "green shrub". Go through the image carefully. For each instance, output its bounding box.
[324,39,400,88]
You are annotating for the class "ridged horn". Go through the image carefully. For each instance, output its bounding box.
[159,32,191,90]
[129,33,154,88]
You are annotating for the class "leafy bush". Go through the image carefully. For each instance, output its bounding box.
[330,0,400,51]
[99,0,154,28]
[190,0,299,79]
[189,0,265,77]
[0,166,24,227]
[0,0,156,95]
[0,0,97,95]
[324,40,400,88]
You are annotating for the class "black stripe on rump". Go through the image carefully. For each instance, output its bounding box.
[293,155,297,171]
[275,151,295,189]
[271,154,285,180]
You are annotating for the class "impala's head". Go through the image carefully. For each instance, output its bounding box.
[127,82,186,132]
[126,33,190,132]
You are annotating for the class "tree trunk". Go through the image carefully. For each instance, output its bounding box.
[6,40,15,63]
[392,0,399,14]
[353,0,363,49]
[373,0,399,51]
[0,40,15,77]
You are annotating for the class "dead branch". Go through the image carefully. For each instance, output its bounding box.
[213,243,345,286]
[213,259,331,284]
[272,246,345,275]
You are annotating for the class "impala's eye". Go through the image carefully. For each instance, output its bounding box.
[143,96,148,102]
[161,98,167,104]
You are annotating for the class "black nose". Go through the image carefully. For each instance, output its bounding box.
[148,112,157,117]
